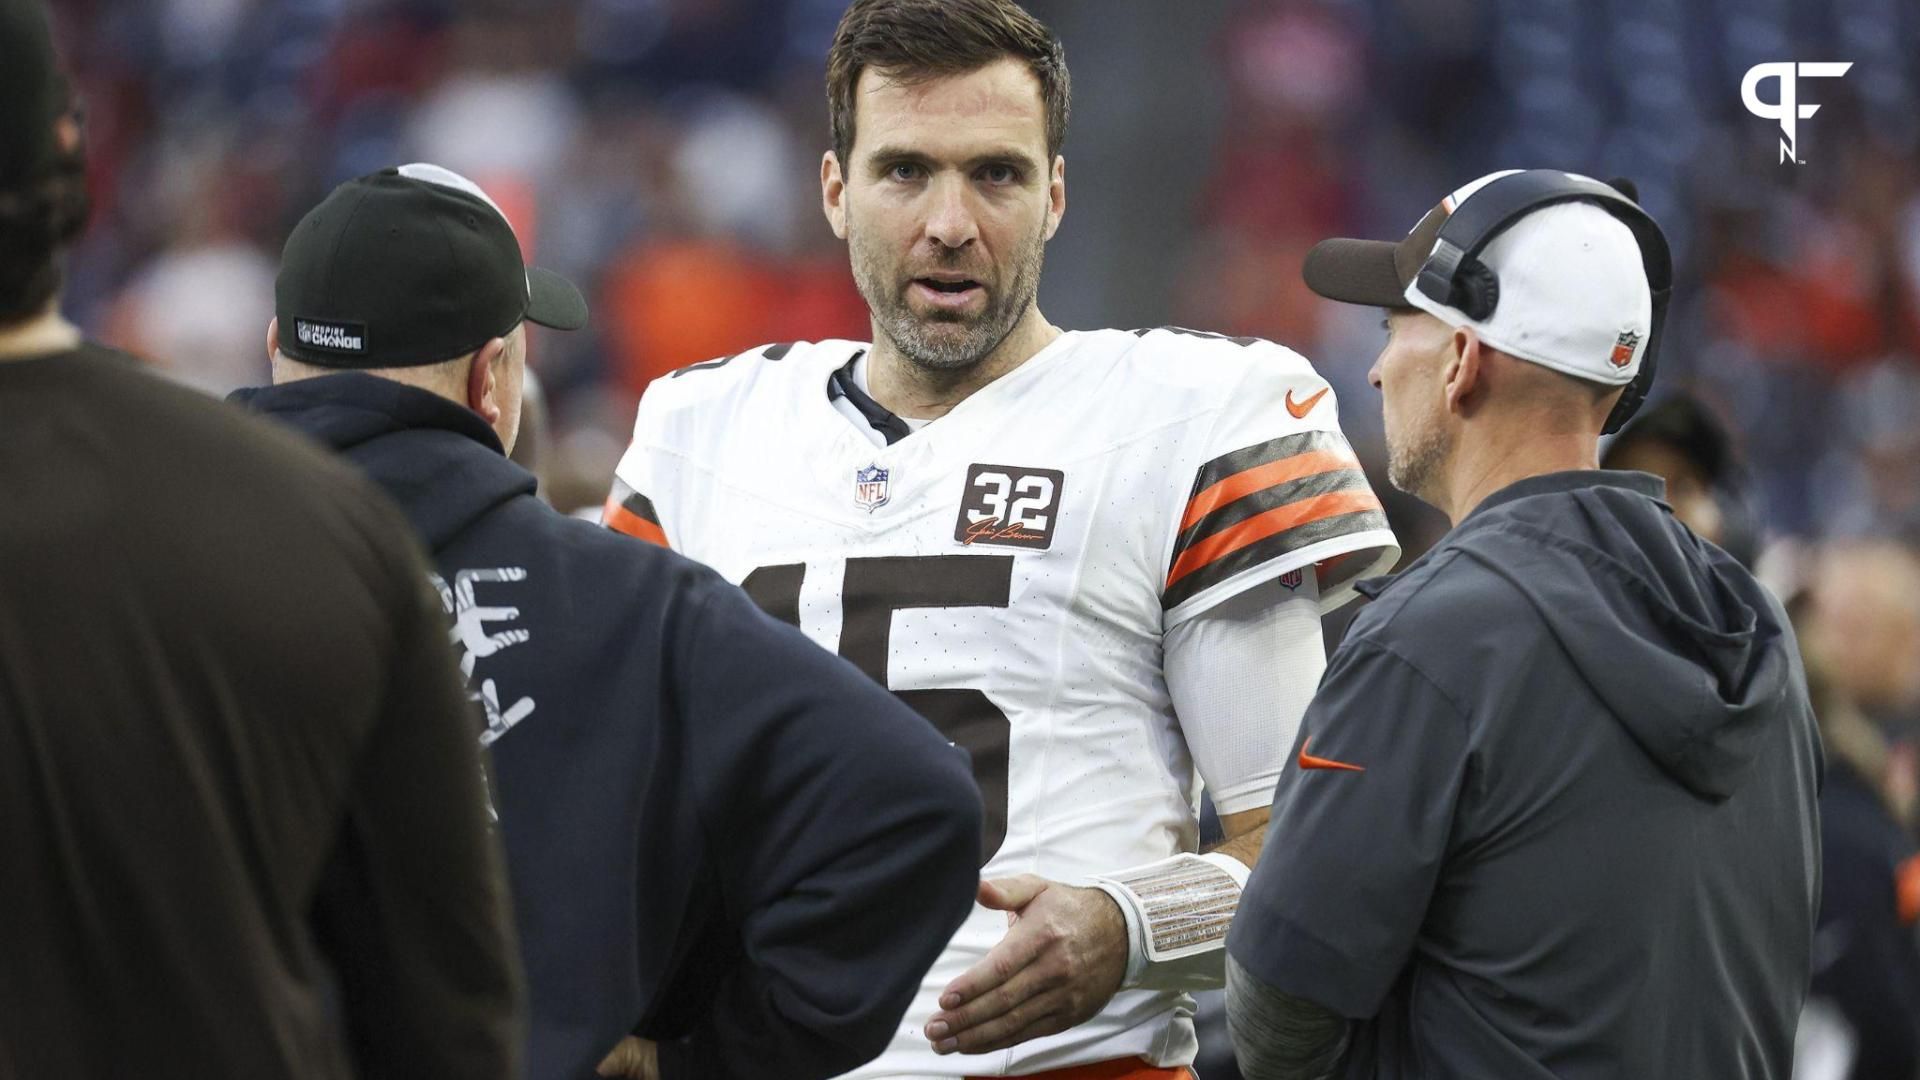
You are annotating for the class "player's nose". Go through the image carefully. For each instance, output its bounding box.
[922,176,980,250]
[1368,353,1385,390]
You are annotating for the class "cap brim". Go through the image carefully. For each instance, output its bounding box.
[1302,238,1410,308]
[526,266,588,331]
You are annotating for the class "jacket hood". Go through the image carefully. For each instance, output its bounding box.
[231,374,535,550]
[1443,472,1791,801]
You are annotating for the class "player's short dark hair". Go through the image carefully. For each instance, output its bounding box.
[826,0,1070,166]
[0,115,88,324]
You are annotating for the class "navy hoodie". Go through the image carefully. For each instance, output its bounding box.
[1231,470,1823,1079]
[234,374,983,1080]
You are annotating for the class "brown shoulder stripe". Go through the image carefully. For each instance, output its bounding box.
[1165,430,1386,609]
[1164,505,1388,610]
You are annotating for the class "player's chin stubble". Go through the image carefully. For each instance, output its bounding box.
[851,223,1046,373]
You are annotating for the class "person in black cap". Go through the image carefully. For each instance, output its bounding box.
[1222,171,1822,1079]
[0,4,523,1078]
[232,163,985,1080]
[1602,394,1760,566]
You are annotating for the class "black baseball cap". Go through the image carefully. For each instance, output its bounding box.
[0,0,69,190]
[276,163,588,368]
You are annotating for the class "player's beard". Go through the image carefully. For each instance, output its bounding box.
[1385,401,1451,504]
[850,220,1047,373]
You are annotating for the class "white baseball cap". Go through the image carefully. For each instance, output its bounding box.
[1303,170,1654,386]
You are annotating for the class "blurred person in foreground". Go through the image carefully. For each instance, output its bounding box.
[0,4,522,1077]
[1224,171,1822,1079]
[605,1,1398,1076]
[232,164,983,1080]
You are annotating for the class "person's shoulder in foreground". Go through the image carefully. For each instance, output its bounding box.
[2,3,520,1066]
[0,353,522,1078]
[1348,465,1803,766]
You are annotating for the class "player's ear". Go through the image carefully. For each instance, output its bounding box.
[822,150,849,240]
[1444,326,1483,416]
[265,317,279,364]
[468,337,506,424]
[1044,155,1066,241]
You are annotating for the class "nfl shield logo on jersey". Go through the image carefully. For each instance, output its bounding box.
[854,464,891,513]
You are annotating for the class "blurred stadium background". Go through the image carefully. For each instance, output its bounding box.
[44,0,1920,548]
[37,2,1920,545]
[40,1,1920,1075]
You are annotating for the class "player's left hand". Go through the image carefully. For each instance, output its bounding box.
[925,874,1128,1055]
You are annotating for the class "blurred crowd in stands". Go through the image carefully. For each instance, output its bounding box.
[46,0,1920,540]
[40,0,1920,1075]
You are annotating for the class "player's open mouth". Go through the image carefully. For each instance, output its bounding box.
[911,277,984,310]
[917,277,979,292]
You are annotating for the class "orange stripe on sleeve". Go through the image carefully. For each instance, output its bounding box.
[603,497,669,547]
[1179,449,1360,531]
[1167,489,1382,589]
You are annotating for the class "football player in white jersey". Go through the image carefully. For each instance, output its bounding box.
[605,1,1398,1077]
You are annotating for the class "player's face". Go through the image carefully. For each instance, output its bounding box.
[826,57,1065,371]
[1371,309,1453,502]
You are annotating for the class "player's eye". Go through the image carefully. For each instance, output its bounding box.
[888,162,925,182]
[979,163,1020,185]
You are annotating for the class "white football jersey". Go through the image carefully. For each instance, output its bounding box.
[609,328,1398,1077]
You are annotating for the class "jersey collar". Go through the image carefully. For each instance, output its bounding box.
[826,350,915,445]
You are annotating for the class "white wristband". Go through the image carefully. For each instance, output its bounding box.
[1088,852,1249,992]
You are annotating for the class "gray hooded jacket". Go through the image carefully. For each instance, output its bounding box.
[1228,470,1823,1079]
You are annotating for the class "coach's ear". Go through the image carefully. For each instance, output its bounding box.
[266,317,279,363]
[822,150,848,240]
[466,336,508,426]
[1444,326,1485,417]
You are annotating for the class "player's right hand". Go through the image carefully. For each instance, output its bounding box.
[923,875,1128,1055]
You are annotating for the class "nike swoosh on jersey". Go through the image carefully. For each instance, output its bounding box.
[1285,387,1329,419]
[1297,736,1364,772]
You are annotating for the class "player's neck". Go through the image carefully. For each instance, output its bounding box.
[1437,429,1599,525]
[867,306,1061,420]
[0,303,82,362]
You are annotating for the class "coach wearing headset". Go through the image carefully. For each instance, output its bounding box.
[1222,171,1822,1079]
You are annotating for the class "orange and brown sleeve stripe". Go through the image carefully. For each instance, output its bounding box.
[603,486,668,548]
[1165,430,1387,610]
